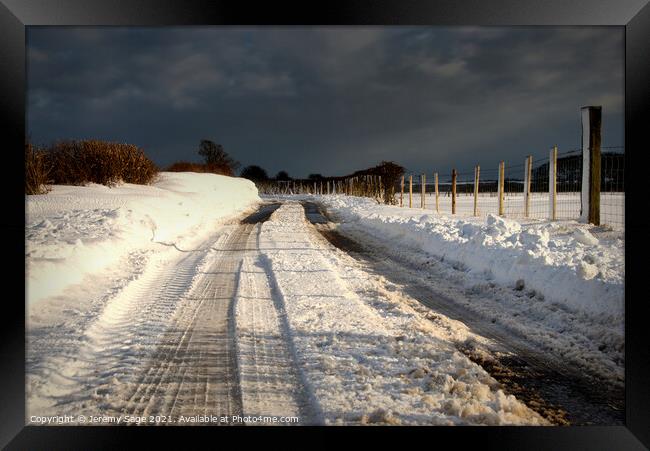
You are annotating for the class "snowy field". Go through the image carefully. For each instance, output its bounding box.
[396,192,624,230]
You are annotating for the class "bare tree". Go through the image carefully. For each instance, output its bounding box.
[198,140,240,175]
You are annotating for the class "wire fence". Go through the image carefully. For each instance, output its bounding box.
[259,143,624,230]
[393,144,624,230]
[259,106,624,231]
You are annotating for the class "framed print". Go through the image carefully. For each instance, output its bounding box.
[2,0,649,448]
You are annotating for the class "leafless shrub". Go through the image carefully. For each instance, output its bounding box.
[44,140,158,187]
[25,141,50,195]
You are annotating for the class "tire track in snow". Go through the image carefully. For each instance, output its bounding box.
[234,224,320,424]
[121,225,250,421]
[26,230,231,419]
[27,201,317,424]
[118,202,312,424]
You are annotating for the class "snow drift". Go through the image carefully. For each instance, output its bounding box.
[26,172,260,305]
[318,195,624,322]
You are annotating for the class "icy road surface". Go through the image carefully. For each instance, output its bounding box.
[27,200,618,425]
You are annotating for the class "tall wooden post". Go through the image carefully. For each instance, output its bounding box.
[421,174,426,209]
[451,169,457,214]
[580,106,602,225]
[409,175,413,208]
[524,155,532,217]
[434,172,439,213]
[498,161,505,216]
[473,165,480,216]
[549,146,557,220]
[400,175,404,207]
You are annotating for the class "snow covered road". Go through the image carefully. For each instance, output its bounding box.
[27,200,556,426]
[28,203,314,425]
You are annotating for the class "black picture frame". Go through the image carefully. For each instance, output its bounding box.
[2,0,649,448]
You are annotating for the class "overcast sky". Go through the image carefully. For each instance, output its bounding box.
[27,26,624,179]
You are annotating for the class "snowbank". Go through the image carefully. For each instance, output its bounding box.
[26,172,260,305]
[318,195,624,322]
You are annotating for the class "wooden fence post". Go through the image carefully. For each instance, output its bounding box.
[409,175,413,208]
[524,155,532,217]
[580,106,602,225]
[549,146,557,220]
[474,165,480,216]
[400,175,404,207]
[421,174,426,209]
[451,169,457,214]
[434,172,439,213]
[498,161,505,216]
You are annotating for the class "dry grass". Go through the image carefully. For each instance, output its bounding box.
[25,142,50,195]
[44,140,158,187]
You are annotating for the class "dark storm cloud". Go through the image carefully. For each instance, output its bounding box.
[27,26,623,178]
